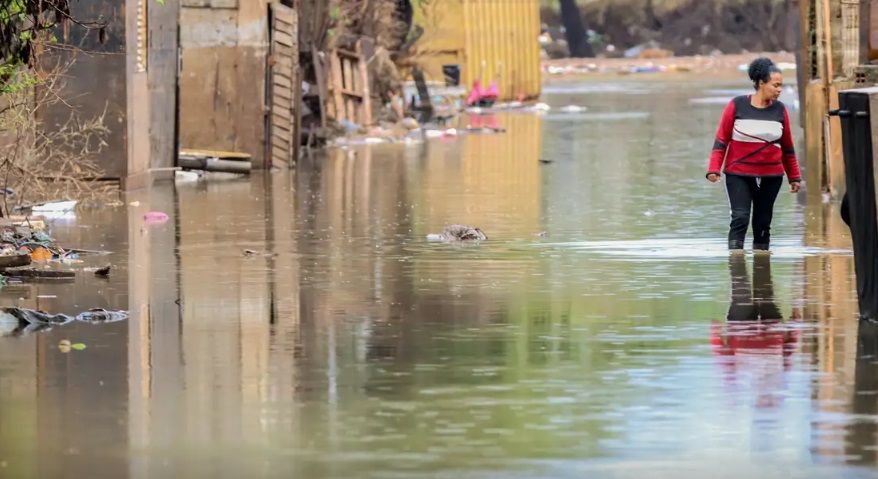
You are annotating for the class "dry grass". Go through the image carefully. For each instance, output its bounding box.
[0,60,112,216]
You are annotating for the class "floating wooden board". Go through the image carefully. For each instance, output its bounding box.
[179,149,252,162]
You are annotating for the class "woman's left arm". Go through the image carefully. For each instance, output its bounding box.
[781,108,802,184]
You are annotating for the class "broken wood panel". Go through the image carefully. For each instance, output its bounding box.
[266,1,298,169]
[312,49,329,128]
[272,4,296,25]
[273,84,294,101]
[356,39,373,126]
[273,31,295,49]
[329,50,347,122]
[342,58,355,92]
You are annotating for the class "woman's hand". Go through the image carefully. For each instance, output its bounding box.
[707,173,720,183]
[790,181,801,193]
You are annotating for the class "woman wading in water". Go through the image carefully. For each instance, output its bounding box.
[706,57,802,251]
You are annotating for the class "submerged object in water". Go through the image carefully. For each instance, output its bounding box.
[427,224,488,242]
[0,307,130,337]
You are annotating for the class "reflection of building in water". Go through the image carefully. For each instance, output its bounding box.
[845,320,878,466]
[410,113,542,238]
[801,192,860,461]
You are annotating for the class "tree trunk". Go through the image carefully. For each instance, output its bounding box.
[645,0,661,30]
[559,0,594,58]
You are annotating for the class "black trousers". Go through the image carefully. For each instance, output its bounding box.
[727,253,782,321]
[725,174,783,250]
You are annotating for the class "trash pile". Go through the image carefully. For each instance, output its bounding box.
[0,217,108,281]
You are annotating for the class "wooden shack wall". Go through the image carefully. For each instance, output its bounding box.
[178,0,271,164]
[410,0,542,102]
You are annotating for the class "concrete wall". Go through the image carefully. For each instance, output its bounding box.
[179,0,271,164]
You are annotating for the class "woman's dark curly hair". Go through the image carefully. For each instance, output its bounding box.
[748,57,782,90]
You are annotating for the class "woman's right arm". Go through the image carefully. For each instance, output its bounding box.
[706,100,736,179]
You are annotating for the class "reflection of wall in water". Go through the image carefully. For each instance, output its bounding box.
[39,3,127,178]
[844,321,878,466]
[803,253,859,460]
[411,114,541,237]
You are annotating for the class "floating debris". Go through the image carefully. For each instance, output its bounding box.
[427,225,488,242]
[243,249,277,258]
[143,212,169,225]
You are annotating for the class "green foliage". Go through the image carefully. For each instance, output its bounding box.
[0,65,37,94]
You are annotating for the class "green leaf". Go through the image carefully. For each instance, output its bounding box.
[71,343,86,350]
[156,0,164,4]
[329,5,340,19]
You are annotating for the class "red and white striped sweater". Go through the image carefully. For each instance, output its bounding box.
[706,95,802,183]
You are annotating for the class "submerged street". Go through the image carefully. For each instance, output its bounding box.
[0,79,870,478]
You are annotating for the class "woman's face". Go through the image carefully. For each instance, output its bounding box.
[760,72,784,100]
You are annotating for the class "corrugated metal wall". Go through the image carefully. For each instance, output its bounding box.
[411,0,542,102]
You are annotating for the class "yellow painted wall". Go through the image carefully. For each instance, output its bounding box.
[411,0,542,101]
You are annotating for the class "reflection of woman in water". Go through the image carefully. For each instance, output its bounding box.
[711,254,800,410]
[711,254,799,357]
[706,57,802,251]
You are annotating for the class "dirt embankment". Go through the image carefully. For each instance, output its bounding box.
[541,0,797,58]
[541,51,797,80]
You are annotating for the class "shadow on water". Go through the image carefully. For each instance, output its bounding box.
[0,80,873,478]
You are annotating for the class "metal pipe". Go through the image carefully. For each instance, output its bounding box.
[177,157,251,174]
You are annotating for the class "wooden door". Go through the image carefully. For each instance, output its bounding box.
[266,1,298,168]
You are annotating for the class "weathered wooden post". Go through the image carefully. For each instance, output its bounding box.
[124,0,181,190]
[832,87,878,320]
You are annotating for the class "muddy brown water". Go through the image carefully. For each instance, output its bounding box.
[0,79,872,478]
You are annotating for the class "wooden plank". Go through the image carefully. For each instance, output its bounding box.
[274,16,293,28]
[341,58,353,92]
[337,49,358,59]
[272,145,289,161]
[266,1,298,170]
[274,55,294,71]
[210,0,237,8]
[272,105,292,120]
[329,51,346,122]
[272,93,293,106]
[272,6,295,24]
[179,148,252,160]
[271,130,291,144]
[273,31,294,49]
[272,74,292,89]
[339,89,363,99]
[822,0,835,82]
[346,97,355,124]
[356,39,373,126]
[273,85,293,101]
[313,49,329,128]
[805,81,826,192]
[827,82,851,199]
[0,255,32,270]
[271,121,292,134]
[273,43,294,56]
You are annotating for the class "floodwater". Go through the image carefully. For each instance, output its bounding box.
[0,79,871,479]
